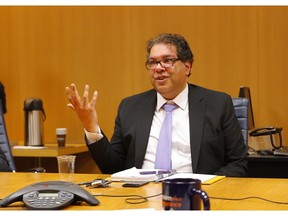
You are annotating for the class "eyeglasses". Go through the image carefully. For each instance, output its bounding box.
[145,58,181,70]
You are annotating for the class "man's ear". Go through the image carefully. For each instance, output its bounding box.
[184,61,191,76]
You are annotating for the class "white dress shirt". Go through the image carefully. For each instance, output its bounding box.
[86,84,192,172]
[142,84,192,172]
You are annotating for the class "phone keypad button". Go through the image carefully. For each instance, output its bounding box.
[23,191,74,210]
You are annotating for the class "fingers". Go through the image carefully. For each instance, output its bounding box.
[66,83,98,110]
[66,83,98,131]
[71,84,82,108]
[65,86,72,99]
[90,90,98,107]
[66,83,81,109]
[65,86,74,107]
[82,85,89,108]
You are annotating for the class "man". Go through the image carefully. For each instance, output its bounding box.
[66,33,248,177]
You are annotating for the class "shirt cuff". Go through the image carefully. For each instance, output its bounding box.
[84,126,103,144]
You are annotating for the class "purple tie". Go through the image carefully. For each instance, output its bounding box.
[155,103,177,170]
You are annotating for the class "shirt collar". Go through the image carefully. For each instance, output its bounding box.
[156,84,188,111]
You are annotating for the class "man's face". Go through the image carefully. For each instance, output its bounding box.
[147,43,191,100]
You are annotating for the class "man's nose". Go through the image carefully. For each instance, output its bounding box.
[154,62,165,72]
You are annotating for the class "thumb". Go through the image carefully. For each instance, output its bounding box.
[67,103,75,111]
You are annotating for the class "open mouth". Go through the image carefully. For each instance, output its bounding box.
[156,75,168,81]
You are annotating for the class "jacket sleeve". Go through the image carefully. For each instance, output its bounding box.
[214,96,248,177]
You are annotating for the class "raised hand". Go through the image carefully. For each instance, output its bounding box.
[65,83,99,133]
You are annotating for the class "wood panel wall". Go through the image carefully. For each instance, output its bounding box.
[1,6,288,148]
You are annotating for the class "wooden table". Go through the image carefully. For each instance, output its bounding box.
[12,143,88,157]
[11,144,100,173]
[1,172,288,210]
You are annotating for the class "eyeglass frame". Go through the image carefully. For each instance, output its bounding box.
[145,58,181,70]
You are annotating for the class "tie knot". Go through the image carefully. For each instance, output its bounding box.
[164,103,177,112]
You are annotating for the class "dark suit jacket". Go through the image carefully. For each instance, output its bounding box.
[87,84,248,177]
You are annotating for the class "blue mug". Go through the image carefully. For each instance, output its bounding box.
[162,178,210,210]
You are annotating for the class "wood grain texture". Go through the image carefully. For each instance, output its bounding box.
[1,172,288,210]
[0,6,287,149]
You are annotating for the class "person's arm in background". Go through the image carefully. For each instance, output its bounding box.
[0,81,7,114]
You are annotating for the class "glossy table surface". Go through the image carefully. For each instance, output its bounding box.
[12,143,88,157]
[1,172,288,211]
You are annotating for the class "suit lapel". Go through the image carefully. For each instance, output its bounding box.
[132,85,206,171]
[134,91,157,168]
[188,85,205,172]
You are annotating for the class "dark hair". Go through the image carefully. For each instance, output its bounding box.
[146,33,194,67]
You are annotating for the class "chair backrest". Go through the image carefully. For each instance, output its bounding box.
[0,100,16,172]
[232,97,249,145]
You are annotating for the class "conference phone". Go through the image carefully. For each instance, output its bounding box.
[0,181,100,210]
[249,126,288,156]
[249,126,283,149]
[249,126,282,138]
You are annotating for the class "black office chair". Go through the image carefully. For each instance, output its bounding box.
[0,100,45,172]
[232,97,249,145]
[0,100,16,171]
